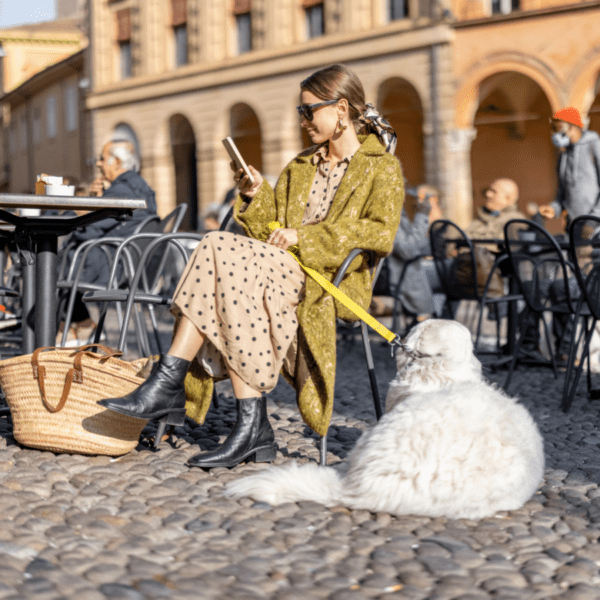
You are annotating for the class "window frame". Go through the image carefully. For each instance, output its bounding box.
[174,23,188,67]
[236,12,252,55]
[65,85,78,133]
[46,95,58,139]
[305,2,325,39]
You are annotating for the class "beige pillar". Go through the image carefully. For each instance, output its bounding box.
[443,127,477,228]
[197,137,232,217]
[199,0,229,63]
[144,152,174,218]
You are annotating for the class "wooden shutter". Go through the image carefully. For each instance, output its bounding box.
[233,0,252,15]
[172,0,187,26]
[116,9,131,42]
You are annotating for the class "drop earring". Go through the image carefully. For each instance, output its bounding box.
[338,117,347,132]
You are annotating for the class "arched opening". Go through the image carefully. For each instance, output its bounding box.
[169,114,198,231]
[588,72,600,135]
[378,78,424,189]
[229,103,263,173]
[112,122,141,165]
[471,71,555,226]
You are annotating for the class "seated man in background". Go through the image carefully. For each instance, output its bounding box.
[386,184,445,322]
[466,178,524,245]
[453,178,525,301]
[58,139,158,345]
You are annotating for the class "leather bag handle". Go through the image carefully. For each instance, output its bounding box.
[31,345,124,413]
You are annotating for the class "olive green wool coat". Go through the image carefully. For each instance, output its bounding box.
[183,134,404,436]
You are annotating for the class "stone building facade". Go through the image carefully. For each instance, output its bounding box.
[82,0,600,228]
[0,50,93,193]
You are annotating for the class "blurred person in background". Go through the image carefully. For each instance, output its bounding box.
[539,108,600,227]
[384,184,444,323]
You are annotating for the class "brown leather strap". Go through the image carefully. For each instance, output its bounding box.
[31,345,124,413]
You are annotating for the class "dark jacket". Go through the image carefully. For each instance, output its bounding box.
[70,170,157,243]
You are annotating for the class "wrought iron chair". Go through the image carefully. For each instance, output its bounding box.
[57,205,187,349]
[503,218,584,392]
[429,219,520,354]
[561,215,600,412]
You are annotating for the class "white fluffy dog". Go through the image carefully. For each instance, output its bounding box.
[226,320,544,519]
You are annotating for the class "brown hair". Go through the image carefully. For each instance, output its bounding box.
[300,64,367,134]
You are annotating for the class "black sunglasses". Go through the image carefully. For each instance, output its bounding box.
[296,99,338,121]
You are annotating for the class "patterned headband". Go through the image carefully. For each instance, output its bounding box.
[359,103,398,155]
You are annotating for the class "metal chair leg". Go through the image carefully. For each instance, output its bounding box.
[504,307,529,392]
[360,321,382,420]
[320,435,327,466]
[540,312,558,378]
[561,317,595,412]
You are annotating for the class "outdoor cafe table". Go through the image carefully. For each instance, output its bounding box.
[0,194,146,354]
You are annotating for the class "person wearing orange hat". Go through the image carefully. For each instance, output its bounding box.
[539,107,600,223]
[537,107,600,364]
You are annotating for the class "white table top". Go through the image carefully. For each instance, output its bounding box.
[0,193,146,211]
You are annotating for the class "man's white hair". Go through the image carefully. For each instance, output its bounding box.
[109,139,140,173]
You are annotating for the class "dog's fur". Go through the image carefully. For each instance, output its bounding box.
[225,320,544,519]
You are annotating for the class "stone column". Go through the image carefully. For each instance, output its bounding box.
[197,137,230,218]
[262,118,301,182]
[443,127,477,228]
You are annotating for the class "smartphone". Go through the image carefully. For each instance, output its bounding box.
[222,137,255,185]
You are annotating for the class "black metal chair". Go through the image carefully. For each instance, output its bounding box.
[503,218,584,392]
[429,219,520,354]
[57,205,187,349]
[561,216,600,412]
[323,247,384,465]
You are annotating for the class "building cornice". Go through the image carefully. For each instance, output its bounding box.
[0,36,81,45]
[453,0,600,28]
[87,21,454,110]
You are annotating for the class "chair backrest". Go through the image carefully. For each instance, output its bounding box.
[429,219,480,302]
[569,215,600,320]
[137,205,188,292]
[504,218,578,314]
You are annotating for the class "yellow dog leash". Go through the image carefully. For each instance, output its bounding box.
[268,222,402,348]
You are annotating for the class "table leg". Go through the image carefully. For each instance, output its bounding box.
[507,275,518,355]
[15,231,36,355]
[34,234,57,349]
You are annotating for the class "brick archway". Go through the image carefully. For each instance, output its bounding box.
[377,77,424,190]
[455,57,562,129]
[468,70,557,219]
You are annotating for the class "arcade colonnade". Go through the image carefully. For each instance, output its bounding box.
[91,41,600,230]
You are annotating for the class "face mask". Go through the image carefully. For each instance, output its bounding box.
[552,132,570,148]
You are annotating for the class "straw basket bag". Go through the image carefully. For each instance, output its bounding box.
[0,345,151,455]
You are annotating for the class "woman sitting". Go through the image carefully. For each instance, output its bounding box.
[99,64,404,469]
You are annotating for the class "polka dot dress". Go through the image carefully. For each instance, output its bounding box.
[171,146,354,393]
[171,231,306,392]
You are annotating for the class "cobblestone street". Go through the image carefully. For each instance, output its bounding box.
[1,309,600,599]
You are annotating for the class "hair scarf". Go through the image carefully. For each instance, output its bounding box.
[359,103,398,155]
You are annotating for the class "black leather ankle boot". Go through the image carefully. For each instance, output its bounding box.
[187,396,276,469]
[99,354,190,431]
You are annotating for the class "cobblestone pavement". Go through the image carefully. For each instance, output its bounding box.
[2,310,600,599]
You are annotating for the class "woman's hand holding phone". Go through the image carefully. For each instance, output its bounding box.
[231,162,262,198]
